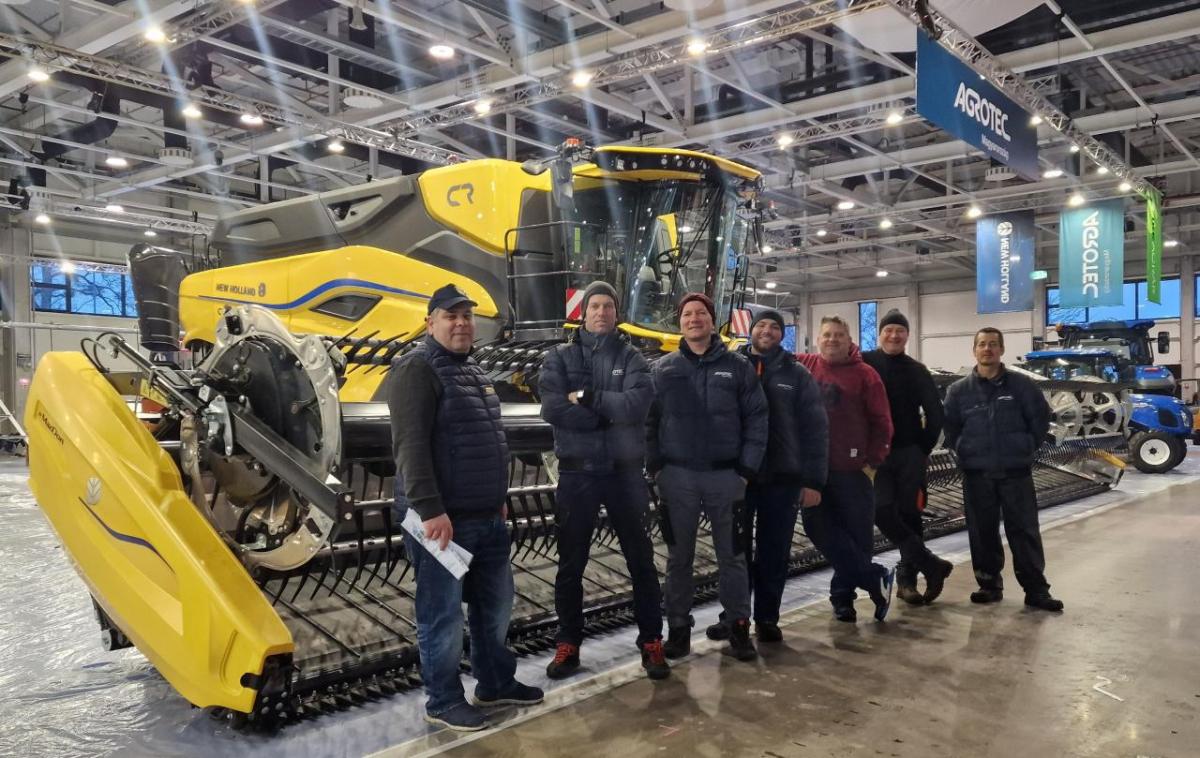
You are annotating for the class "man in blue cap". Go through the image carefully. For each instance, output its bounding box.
[389,283,543,732]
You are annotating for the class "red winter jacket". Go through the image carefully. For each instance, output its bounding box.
[798,344,894,471]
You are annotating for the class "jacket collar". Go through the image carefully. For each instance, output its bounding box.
[424,334,470,363]
[680,333,726,363]
[740,344,790,371]
[972,364,1007,385]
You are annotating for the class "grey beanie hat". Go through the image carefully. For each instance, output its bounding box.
[580,280,619,313]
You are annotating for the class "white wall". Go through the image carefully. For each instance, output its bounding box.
[920,291,1034,372]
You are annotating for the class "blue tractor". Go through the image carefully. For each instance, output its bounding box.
[1053,320,1175,394]
[1022,345,1192,474]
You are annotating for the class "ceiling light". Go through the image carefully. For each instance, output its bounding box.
[875,269,889,278]
[1030,115,1044,126]
[473,98,493,115]
[879,218,893,229]
[1042,168,1064,179]
[348,0,367,30]
[1164,239,1180,248]
[144,229,157,238]
[967,205,982,219]
[760,244,773,254]
[885,110,904,126]
[59,261,75,274]
[571,69,593,88]
[33,212,49,225]
[836,200,854,210]
[327,138,345,153]
[1069,144,1080,154]
[1068,192,1086,207]
[1096,165,1109,175]
[678,225,693,233]
[181,103,201,119]
[104,203,124,213]
[777,133,795,148]
[1118,181,1132,192]
[240,112,263,126]
[815,228,827,237]
[27,66,49,83]
[429,44,455,60]
[765,281,777,289]
[144,25,166,44]
[686,38,708,57]
[104,155,128,168]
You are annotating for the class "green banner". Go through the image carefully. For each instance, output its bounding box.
[1145,189,1163,304]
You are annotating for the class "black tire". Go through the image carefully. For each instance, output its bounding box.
[1129,430,1186,474]
[1169,435,1189,469]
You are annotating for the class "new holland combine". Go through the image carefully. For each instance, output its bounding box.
[25,142,1124,729]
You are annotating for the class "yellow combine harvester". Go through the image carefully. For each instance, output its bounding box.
[24,142,763,726]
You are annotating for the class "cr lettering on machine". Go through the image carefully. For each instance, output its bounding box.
[953,82,1011,142]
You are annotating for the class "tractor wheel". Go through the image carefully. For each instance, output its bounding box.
[1129,431,1186,474]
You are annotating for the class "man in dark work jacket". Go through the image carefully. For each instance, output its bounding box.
[863,309,954,605]
[389,284,543,732]
[943,327,1063,613]
[539,280,668,681]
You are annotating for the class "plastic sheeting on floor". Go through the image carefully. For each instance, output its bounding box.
[3,453,1198,758]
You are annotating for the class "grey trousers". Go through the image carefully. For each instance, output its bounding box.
[657,464,751,628]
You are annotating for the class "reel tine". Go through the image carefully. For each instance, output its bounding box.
[366,507,393,589]
[349,510,368,589]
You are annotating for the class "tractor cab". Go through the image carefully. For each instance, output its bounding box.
[1053,320,1175,394]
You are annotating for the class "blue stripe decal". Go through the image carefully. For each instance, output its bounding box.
[78,497,173,573]
[198,279,429,311]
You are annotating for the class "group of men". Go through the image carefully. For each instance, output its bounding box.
[389,281,1064,732]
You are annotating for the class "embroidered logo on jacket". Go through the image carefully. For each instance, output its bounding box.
[777,383,794,390]
[612,368,625,376]
[714,371,733,378]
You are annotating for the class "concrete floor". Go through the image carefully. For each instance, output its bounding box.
[434,481,1200,758]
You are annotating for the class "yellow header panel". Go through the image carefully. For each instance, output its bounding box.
[418,159,551,255]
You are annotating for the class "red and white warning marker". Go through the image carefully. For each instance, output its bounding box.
[565,288,585,321]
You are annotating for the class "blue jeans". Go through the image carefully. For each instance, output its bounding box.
[402,512,517,716]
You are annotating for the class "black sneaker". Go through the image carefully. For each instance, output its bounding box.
[545,642,580,680]
[663,625,691,659]
[728,618,757,661]
[833,604,857,623]
[706,620,731,640]
[425,701,488,732]
[473,680,544,707]
[755,622,783,643]
[641,639,670,680]
[970,587,1004,604]
[922,556,954,604]
[1024,593,1064,612]
[869,566,896,621]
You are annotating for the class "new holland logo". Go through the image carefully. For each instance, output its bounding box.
[85,477,102,507]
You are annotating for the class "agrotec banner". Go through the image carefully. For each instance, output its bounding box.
[976,211,1035,313]
[916,31,1040,181]
[1059,199,1125,307]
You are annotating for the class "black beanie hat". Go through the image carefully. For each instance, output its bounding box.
[580,280,619,314]
[750,309,786,332]
[677,291,716,321]
[879,309,910,331]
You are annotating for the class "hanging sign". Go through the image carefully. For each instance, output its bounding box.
[916,31,1040,181]
[1059,199,1125,307]
[1145,189,1163,304]
[976,210,1035,313]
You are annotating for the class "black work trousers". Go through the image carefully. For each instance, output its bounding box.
[799,470,885,606]
[553,469,663,648]
[746,481,802,625]
[873,444,931,585]
[961,470,1050,596]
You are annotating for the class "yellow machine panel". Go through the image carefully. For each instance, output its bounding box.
[418,160,552,255]
[25,352,293,712]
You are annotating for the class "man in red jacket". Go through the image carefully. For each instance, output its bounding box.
[798,315,896,622]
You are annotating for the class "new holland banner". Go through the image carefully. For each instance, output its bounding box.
[1059,199,1125,307]
[976,211,1035,313]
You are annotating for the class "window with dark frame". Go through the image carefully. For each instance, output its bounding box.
[1046,277,1181,326]
[30,259,139,318]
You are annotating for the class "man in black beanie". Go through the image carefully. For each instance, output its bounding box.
[540,279,669,680]
[863,309,954,604]
[708,309,828,642]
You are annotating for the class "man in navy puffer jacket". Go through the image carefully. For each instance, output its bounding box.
[943,327,1063,612]
[647,292,768,662]
[539,280,668,681]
